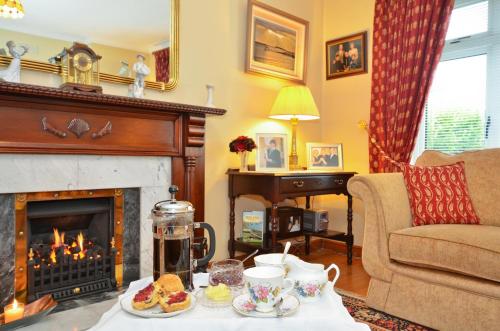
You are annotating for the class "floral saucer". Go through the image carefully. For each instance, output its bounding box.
[232,293,299,318]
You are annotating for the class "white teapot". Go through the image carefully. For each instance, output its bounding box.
[285,258,340,302]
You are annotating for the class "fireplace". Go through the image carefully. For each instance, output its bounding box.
[0,82,225,309]
[26,197,116,302]
[14,189,126,303]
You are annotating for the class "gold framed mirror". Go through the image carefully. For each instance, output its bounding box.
[0,0,179,92]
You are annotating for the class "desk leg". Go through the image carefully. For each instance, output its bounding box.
[347,194,353,265]
[305,233,311,255]
[229,196,236,258]
[271,203,278,252]
[305,196,311,209]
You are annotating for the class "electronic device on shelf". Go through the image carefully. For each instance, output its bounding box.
[303,209,329,232]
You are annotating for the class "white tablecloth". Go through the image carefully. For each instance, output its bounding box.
[89,274,370,331]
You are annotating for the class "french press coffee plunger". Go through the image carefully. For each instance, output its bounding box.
[151,185,216,290]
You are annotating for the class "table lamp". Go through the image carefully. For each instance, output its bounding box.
[269,86,320,170]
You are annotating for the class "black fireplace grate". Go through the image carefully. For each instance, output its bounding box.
[37,279,114,301]
[27,250,117,302]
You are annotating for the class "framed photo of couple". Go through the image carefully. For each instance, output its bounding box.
[306,143,343,171]
[255,133,288,172]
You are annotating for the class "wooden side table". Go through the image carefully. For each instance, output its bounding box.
[227,170,357,264]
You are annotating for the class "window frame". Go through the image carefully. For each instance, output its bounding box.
[413,0,500,160]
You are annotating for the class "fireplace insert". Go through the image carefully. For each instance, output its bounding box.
[26,197,116,302]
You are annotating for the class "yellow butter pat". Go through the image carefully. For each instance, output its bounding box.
[205,284,231,301]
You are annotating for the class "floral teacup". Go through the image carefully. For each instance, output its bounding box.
[243,266,294,313]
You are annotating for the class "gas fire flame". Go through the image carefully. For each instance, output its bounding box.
[52,228,65,249]
[48,228,86,264]
[76,232,85,260]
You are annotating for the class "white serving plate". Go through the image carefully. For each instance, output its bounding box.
[120,292,196,318]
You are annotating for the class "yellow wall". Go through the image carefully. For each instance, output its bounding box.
[166,0,325,259]
[0,30,156,80]
[318,0,375,246]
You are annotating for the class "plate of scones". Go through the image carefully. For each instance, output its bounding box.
[120,274,195,318]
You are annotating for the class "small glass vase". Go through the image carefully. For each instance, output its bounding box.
[239,151,249,172]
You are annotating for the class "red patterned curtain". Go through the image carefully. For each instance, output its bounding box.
[369,0,454,173]
[153,48,170,83]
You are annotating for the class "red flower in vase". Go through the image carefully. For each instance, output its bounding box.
[229,136,256,153]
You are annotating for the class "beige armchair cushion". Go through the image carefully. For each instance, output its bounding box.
[389,224,500,282]
[416,149,500,226]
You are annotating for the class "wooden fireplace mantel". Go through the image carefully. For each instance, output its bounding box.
[0,81,225,155]
[0,80,226,221]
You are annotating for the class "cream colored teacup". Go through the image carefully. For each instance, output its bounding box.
[254,253,299,273]
[243,266,293,313]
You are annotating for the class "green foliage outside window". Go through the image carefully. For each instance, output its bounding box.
[425,109,485,154]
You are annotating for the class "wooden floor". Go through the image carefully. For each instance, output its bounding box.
[236,240,370,297]
[300,247,370,297]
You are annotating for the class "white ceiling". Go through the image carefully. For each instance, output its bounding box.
[1,0,171,53]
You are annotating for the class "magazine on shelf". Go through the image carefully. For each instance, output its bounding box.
[242,211,265,244]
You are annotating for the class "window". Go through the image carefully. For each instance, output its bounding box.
[413,0,500,158]
[425,55,487,153]
[445,1,488,40]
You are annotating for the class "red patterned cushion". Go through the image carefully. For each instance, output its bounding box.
[400,162,480,226]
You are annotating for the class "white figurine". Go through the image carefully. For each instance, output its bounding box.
[0,41,29,83]
[132,54,150,98]
[118,60,130,77]
[127,84,135,98]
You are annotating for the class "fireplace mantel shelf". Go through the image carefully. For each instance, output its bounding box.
[0,81,226,116]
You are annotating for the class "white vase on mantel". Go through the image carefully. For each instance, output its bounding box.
[206,84,215,108]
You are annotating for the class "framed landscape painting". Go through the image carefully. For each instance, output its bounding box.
[326,31,367,80]
[246,0,309,84]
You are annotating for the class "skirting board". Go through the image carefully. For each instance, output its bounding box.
[235,238,362,263]
[312,239,362,258]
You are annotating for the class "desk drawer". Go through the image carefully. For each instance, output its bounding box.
[279,176,346,194]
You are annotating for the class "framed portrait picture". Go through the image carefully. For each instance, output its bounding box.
[246,0,309,84]
[306,143,343,171]
[326,31,367,80]
[256,133,288,172]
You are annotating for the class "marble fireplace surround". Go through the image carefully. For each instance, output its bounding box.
[0,154,171,304]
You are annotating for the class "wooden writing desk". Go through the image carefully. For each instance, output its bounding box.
[227,170,357,264]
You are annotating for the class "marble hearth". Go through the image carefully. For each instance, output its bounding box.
[0,154,171,306]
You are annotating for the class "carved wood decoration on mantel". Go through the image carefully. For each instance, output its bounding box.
[67,118,91,138]
[92,121,112,139]
[0,80,226,233]
[41,116,67,138]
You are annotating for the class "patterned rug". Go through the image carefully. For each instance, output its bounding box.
[339,291,435,331]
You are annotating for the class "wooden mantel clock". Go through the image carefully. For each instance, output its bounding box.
[60,42,103,93]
